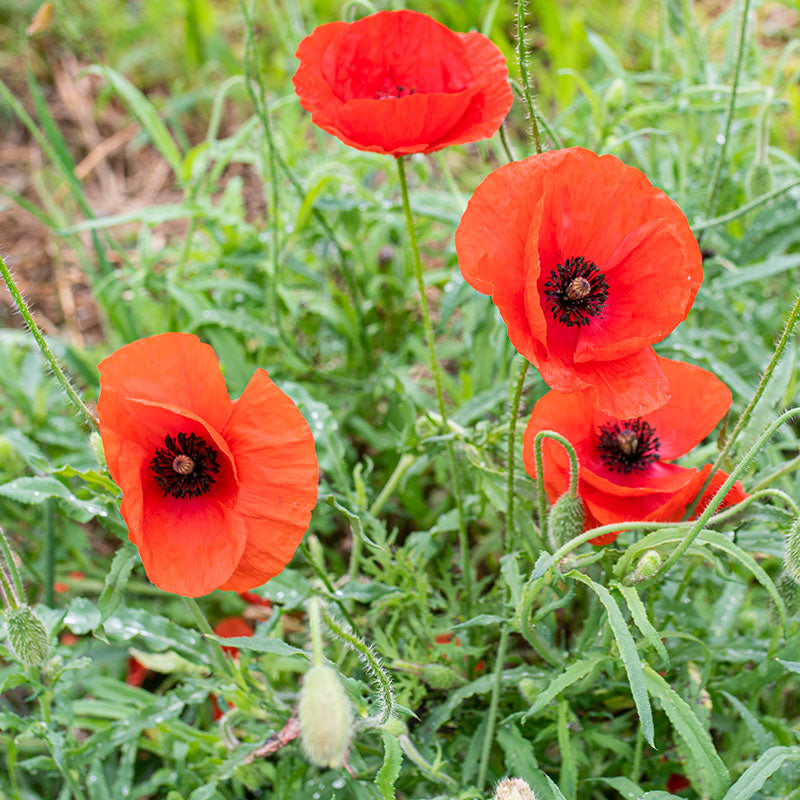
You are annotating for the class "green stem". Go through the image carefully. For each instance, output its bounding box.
[651,407,800,583]
[515,0,543,153]
[182,597,235,679]
[685,289,800,519]
[398,734,458,788]
[0,253,98,429]
[43,501,55,607]
[0,528,24,605]
[477,625,509,790]
[499,122,517,162]
[307,597,324,667]
[694,177,800,231]
[319,604,395,728]
[750,453,800,492]
[368,453,416,518]
[396,156,472,614]
[533,431,580,542]
[506,359,530,546]
[707,487,800,521]
[704,0,752,218]
[298,541,358,629]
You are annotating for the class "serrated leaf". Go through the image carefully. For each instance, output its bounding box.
[719,691,772,753]
[721,746,800,800]
[522,655,605,721]
[208,633,307,658]
[497,723,539,785]
[643,664,730,799]
[592,776,645,799]
[375,730,403,800]
[568,571,654,747]
[614,582,670,669]
[98,546,137,624]
[0,476,107,523]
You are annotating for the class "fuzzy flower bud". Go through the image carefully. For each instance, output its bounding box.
[421,662,466,690]
[784,517,800,583]
[745,161,773,201]
[494,777,538,800]
[547,492,584,550]
[4,606,50,666]
[624,549,663,584]
[775,570,800,619]
[298,664,353,769]
[603,77,628,111]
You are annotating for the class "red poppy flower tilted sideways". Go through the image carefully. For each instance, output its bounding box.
[456,147,703,418]
[522,357,746,544]
[97,333,319,597]
[293,10,513,156]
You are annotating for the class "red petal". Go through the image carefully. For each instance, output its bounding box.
[691,465,748,517]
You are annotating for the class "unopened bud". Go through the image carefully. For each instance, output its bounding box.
[4,606,50,666]
[421,663,466,690]
[784,518,800,583]
[775,570,800,619]
[298,664,353,769]
[625,549,663,584]
[382,716,406,737]
[603,77,628,111]
[494,777,538,800]
[745,161,773,200]
[547,492,584,550]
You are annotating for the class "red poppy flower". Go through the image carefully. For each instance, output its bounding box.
[292,9,512,156]
[97,333,319,597]
[214,616,254,657]
[456,147,703,418]
[522,357,746,544]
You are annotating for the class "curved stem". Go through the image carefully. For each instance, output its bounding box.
[515,0,543,153]
[307,597,324,667]
[298,541,357,629]
[396,156,472,614]
[685,289,800,518]
[369,453,416,518]
[0,253,98,429]
[182,597,236,679]
[704,0,752,218]
[651,407,800,583]
[499,122,517,162]
[693,177,800,232]
[707,487,800,522]
[506,359,530,546]
[533,431,580,541]
[477,625,509,790]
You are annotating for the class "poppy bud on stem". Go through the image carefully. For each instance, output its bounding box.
[533,431,580,546]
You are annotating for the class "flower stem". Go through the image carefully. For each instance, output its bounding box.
[396,156,472,614]
[704,0,752,218]
[533,431,581,541]
[298,541,358,629]
[0,252,98,429]
[369,453,416,518]
[307,597,324,667]
[43,501,55,607]
[516,0,543,153]
[685,289,800,519]
[506,359,530,546]
[477,625,509,790]
[0,528,24,606]
[182,596,235,679]
[694,177,800,232]
[652,407,800,584]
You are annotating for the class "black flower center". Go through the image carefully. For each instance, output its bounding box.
[543,257,609,327]
[374,83,416,100]
[150,432,221,499]
[597,419,661,474]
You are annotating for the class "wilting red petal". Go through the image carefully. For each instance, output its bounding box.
[456,147,702,418]
[666,773,691,793]
[292,10,512,156]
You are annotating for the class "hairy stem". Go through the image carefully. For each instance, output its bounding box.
[396,156,472,614]
[515,0,543,153]
[477,626,510,790]
[533,431,581,541]
[506,359,530,546]
[0,253,98,429]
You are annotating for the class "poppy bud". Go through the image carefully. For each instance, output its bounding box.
[603,77,628,111]
[774,570,800,619]
[298,664,353,769]
[624,549,663,584]
[547,492,584,550]
[745,160,773,200]
[784,517,800,583]
[494,777,538,800]
[4,605,50,666]
[382,716,406,737]
[421,663,466,690]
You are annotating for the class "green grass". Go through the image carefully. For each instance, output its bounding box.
[1,1,800,798]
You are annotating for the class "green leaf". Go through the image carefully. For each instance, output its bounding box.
[544,773,570,800]
[98,546,138,624]
[87,66,183,175]
[375,730,403,800]
[719,691,772,753]
[643,664,730,799]
[208,633,307,658]
[614,582,670,669]
[522,655,605,721]
[64,598,101,635]
[127,648,209,677]
[0,476,107,523]
[721,746,800,800]
[568,571,654,747]
[591,776,646,799]
[497,723,539,785]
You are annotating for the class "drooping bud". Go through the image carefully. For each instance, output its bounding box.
[784,517,800,583]
[494,777,538,800]
[547,492,584,550]
[4,606,50,666]
[298,664,353,769]
[624,549,663,585]
[420,662,466,690]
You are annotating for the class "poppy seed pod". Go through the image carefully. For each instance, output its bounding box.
[298,664,353,769]
[421,662,466,690]
[494,777,538,800]
[547,492,585,550]
[4,606,49,666]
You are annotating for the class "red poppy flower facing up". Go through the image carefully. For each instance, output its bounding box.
[292,10,512,156]
[522,357,747,544]
[97,333,319,598]
[456,147,703,418]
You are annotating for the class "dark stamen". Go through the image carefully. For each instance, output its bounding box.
[543,256,609,326]
[374,84,416,100]
[597,419,660,474]
[150,432,221,499]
